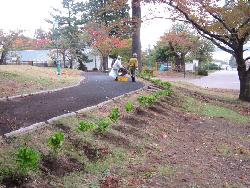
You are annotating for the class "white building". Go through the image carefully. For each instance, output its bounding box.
[6,49,113,71]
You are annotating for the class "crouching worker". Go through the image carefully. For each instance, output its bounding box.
[109,56,123,81]
[129,53,138,82]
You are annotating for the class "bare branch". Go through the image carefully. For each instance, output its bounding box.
[142,16,188,23]
[245,56,250,62]
[196,29,234,54]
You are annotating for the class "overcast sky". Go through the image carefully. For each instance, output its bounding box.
[0,0,171,50]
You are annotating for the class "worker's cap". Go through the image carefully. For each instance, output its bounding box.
[117,55,122,59]
[133,53,137,57]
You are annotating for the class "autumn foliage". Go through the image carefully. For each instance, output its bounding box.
[13,36,52,50]
[145,0,250,100]
[83,24,129,70]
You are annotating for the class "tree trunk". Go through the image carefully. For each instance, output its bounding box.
[237,62,250,101]
[174,55,182,72]
[0,50,7,65]
[69,58,73,69]
[102,55,109,72]
[132,0,142,71]
[235,48,250,101]
[180,54,185,70]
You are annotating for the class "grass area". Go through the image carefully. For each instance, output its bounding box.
[0,80,249,187]
[0,65,82,97]
[173,81,239,101]
[183,96,250,124]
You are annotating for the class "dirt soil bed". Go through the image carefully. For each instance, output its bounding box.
[0,82,249,187]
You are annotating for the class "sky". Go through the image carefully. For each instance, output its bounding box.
[0,0,171,50]
[0,0,61,34]
[2,0,247,62]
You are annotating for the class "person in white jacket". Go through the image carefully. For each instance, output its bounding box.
[109,56,123,81]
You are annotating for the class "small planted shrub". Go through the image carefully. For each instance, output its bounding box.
[151,79,172,89]
[109,108,120,123]
[161,81,172,89]
[16,147,40,176]
[138,96,148,106]
[125,102,134,113]
[48,132,65,156]
[96,118,112,134]
[154,88,173,99]
[78,120,96,132]
[147,95,157,106]
[138,95,157,107]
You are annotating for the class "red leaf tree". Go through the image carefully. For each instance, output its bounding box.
[84,25,129,71]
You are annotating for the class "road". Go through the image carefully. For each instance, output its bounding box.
[160,70,240,90]
[0,72,144,135]
[190,70,240,90]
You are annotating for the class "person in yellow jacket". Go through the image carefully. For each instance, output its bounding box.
[129,53,138,82]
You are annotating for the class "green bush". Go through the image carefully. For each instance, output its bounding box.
[198,69,208,76]
[96,118,112,134]
[48,132,65,156]
[109,108,120,123]
[78,120,96,132]
[208,63,221,70]
[125,102,135,113]
[16,147,40,175]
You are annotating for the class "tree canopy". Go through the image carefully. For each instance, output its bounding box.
[144,0,250,100]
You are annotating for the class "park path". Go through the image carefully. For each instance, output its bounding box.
[0,72,144,135]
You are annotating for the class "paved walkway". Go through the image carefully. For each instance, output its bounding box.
[0,72,144,135]
[159,70,240,90]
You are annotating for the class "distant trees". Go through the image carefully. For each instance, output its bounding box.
[0,30,22,64]
[153,23,214,71]
[48,0,88,69]
[144,0,250,101]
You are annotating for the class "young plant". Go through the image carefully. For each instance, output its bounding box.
[48,132,65,156]
[109,108,120,122]
[125,102,134,113]
[16,147,40,176]
[96,118,112,134]
[147,95,157,106]
[78,120,96,132]
[137,95,156,107]
[137,96,148,106]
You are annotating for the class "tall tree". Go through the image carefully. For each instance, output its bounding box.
[132,0,142,70]
[146,0,250,101]
[49,0,87,68]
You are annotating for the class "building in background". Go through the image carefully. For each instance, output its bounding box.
[6,49,114,71]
